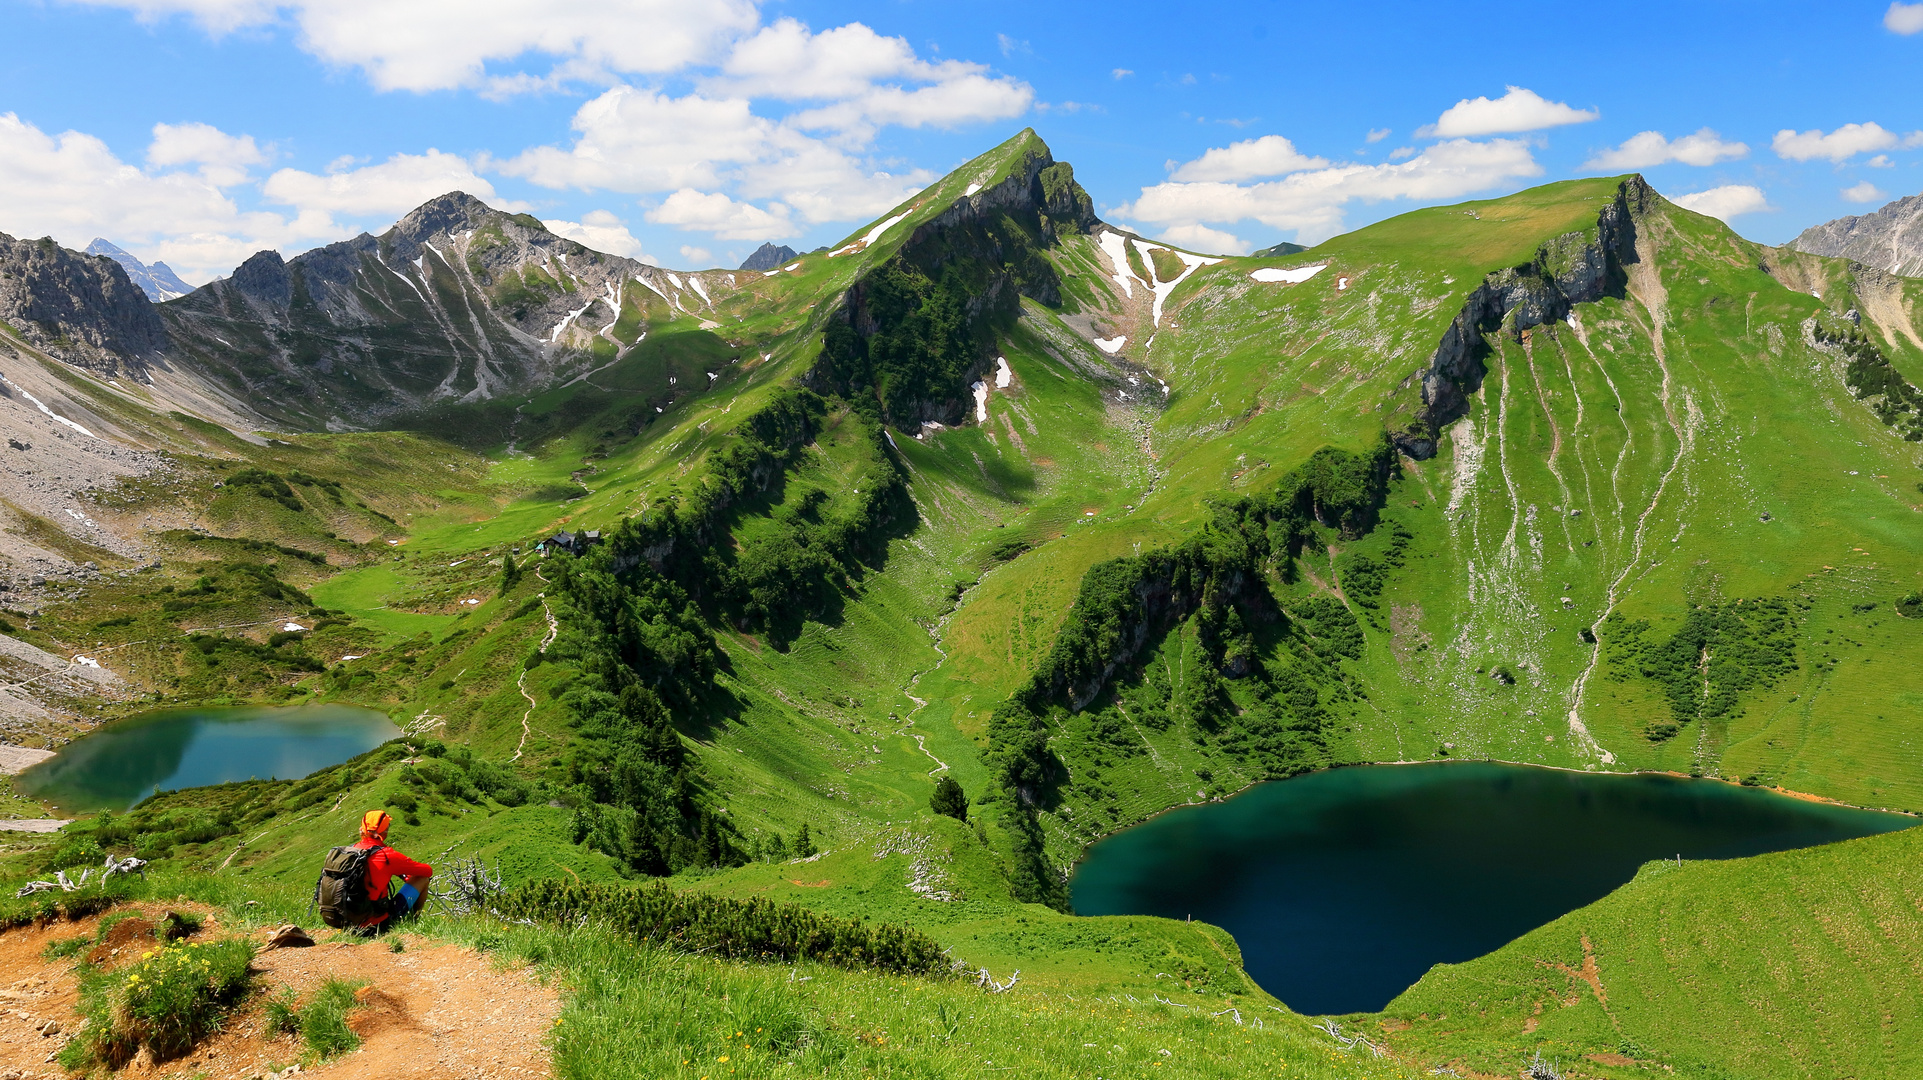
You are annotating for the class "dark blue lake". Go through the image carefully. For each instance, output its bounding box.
[17,705,399,812]
[1069,762,1916,1015]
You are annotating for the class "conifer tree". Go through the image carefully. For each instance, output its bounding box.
[929,775,967,821]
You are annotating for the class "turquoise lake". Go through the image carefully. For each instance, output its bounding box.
[17,705,400,812]
[1069,762,1916,1016]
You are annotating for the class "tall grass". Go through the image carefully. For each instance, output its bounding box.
[438,918,1420,1080]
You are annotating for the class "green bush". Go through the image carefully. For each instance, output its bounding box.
[498,880,949,976]
[225,468,304,512]
[929,776,967,821]
[60,936,255,1068]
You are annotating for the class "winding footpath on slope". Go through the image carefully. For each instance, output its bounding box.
[513,592,560,763]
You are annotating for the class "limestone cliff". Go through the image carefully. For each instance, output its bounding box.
[1394,176,1651,458]
[0,233,168,374]
[1792,192,1923,277]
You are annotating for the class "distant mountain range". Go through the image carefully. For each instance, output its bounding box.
[1793,192,1923,277]
[84,238,193,302]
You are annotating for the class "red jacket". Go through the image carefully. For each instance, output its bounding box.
[350,838,431,922]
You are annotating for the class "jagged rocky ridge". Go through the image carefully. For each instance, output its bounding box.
[739,243,798,272]
[160,193,731,429]
[1392,176,1651,458]
[805,145,1100,427]
[1793,192,1923,277]
[0,233,168,374]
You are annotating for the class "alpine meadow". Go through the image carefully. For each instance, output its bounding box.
[1,40,1922,1079]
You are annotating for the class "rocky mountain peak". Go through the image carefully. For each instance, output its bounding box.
[383,191,516,263]
[740,243,798,272]
[229,249,292,310]
[0,232,167,372]
[1792,192,1923,277]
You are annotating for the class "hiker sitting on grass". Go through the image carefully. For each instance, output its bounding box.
[317,810,433,933]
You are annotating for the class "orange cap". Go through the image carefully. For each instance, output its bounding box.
[360,810,392,839]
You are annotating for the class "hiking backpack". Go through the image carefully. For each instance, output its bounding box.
[314,844,384,928]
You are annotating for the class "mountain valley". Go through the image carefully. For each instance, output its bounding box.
[2,129,1922,1079]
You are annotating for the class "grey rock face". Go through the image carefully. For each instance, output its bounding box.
[1792,193,1923,277]
[162,190,682,429]
[739,243,798,272]
[1394,176,1653,459]
[0,233,168,372]
[84,239,192,301]
[229,249,293,309]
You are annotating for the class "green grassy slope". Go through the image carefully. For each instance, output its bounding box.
[1380,824,1923,1080]
[8,133,1923,1080]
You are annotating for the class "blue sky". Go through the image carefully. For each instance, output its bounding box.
[1,0,1918,282]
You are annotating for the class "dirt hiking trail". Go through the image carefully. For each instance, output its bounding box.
[0,902,558,1080]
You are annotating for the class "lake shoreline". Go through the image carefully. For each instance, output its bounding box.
[1069,759,1916,1015]
[1064,754,1919,867]
[15,703,400,814]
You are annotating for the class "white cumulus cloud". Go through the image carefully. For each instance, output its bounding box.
[544,209,651,260]
[678,245,715,267]
[144,123,261,173]
[787,74,1031,138]
[1168,135,1330,183]
[1887,2,1923,34]
[1671,184,1770,221]
[1771,122,1907,163]
[147,121,269,188]
[733,141,932,226]
[502,88,780,194]
[59,7,1033,252]
[715,19,959,101]
[1841,181,1888,204]
[646,189,797,241]
[263,149,522,218]
[1155,224,1248,256]
[0,111,334,283]
[70,0,760,93]
[1420,87,1597,138]
[503,82,941,234]
[1117,138,1542,245]
[1584,128,1748,170]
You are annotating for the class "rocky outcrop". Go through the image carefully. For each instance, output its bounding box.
[739,243,797,272]
[811,134,1101,428]
[84,239,192,302]
[0,233,168,373]
[1792,193,1923,277]
[1394,176,1652,458]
